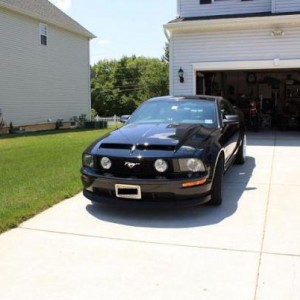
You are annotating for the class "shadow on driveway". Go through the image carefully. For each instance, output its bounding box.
[86,156,256,229]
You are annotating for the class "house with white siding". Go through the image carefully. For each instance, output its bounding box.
[0,0,95,128]
[164,0,300,129]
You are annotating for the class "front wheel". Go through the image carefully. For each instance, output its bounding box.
[210,156,224,206]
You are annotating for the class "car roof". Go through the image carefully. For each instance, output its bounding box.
[147,95,220,102]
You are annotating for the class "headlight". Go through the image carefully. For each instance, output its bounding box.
[154,159,168,173]
[179,158,205,172]
[100,157,112,170]
[83,153,94,168]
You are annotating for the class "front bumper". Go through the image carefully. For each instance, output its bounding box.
[81,168,212,208]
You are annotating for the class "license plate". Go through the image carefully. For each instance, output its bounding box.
[115,184,141,200]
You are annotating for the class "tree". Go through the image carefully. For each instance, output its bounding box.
[138,59,169,101]
[91,56,169,116]
[91,60,118,116]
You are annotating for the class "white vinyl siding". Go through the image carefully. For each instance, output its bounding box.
[274,0,300,13]
[0,7,90,126]
[170,26,300,95]
[179,0,271,18]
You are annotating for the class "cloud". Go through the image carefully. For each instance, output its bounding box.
[55,0,72,12]
[97,39,111,46]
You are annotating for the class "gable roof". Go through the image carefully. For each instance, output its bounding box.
[0,0,95,39]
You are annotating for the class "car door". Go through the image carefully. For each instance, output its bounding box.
[219,99,240,166]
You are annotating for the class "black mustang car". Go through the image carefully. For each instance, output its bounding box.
[81,96,246,208]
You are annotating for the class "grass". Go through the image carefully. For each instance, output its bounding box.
[0,128,113,233]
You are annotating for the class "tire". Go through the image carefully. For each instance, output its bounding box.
[235,134,246,165]
[210,155,224,206]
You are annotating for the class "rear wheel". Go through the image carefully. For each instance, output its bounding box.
[210,155,224,206]
[235,134,246,165]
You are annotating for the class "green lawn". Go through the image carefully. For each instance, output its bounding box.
[0,128,112,233]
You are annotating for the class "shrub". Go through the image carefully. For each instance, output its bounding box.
[55,119,63,130]
[9,122,14,134]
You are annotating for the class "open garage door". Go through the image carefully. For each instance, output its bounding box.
[194,60,300,130]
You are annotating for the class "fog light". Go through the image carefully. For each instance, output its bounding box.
[101,157,112,170]
[154,159,168,173]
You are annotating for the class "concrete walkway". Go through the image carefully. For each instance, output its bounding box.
[0,131,299,300]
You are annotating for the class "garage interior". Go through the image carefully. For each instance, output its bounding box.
[196,70,300,130]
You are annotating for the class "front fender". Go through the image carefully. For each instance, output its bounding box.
[202,142,224,181]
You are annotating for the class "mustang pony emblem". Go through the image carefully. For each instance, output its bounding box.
[124,162,141,169]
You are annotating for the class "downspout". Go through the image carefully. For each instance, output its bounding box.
[163,27,173,96]
[271,0,276,13]
[88,37,95,121]
[177,0,181,18]
[164,27,170,42]
[88,44,91,121]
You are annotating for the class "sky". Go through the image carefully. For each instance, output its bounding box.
[49,0,177,65]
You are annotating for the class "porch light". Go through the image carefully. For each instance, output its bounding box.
[178,68,184,83]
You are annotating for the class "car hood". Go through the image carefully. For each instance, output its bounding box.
[89,123,218,157]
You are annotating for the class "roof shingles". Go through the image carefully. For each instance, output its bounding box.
[0,0,95,38]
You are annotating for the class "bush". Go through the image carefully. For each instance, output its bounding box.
[91,109,97,121]
[9,122,14,134]
[79,114,87,128]
[55,119,63,130]
[85,121,107,129]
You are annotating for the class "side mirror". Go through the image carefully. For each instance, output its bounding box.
[120,115,131,123]
[223,114,239,125]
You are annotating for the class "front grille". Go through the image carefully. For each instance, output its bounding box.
[97,157,174,179]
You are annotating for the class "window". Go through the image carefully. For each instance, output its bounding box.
[200,0,251,4]
[39,23,47,46]
[128,99,217,127]
[200,0,212,4]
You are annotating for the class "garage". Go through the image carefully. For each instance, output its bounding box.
[193,60,300,130]
[165,3,300,133]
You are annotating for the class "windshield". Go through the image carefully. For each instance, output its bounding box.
[128,99,218,127]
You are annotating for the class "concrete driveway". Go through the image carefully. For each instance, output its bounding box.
[0,131,299,300]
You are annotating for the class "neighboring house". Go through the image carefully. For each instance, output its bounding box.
[164,0,300,127]
[0,0,95,127]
